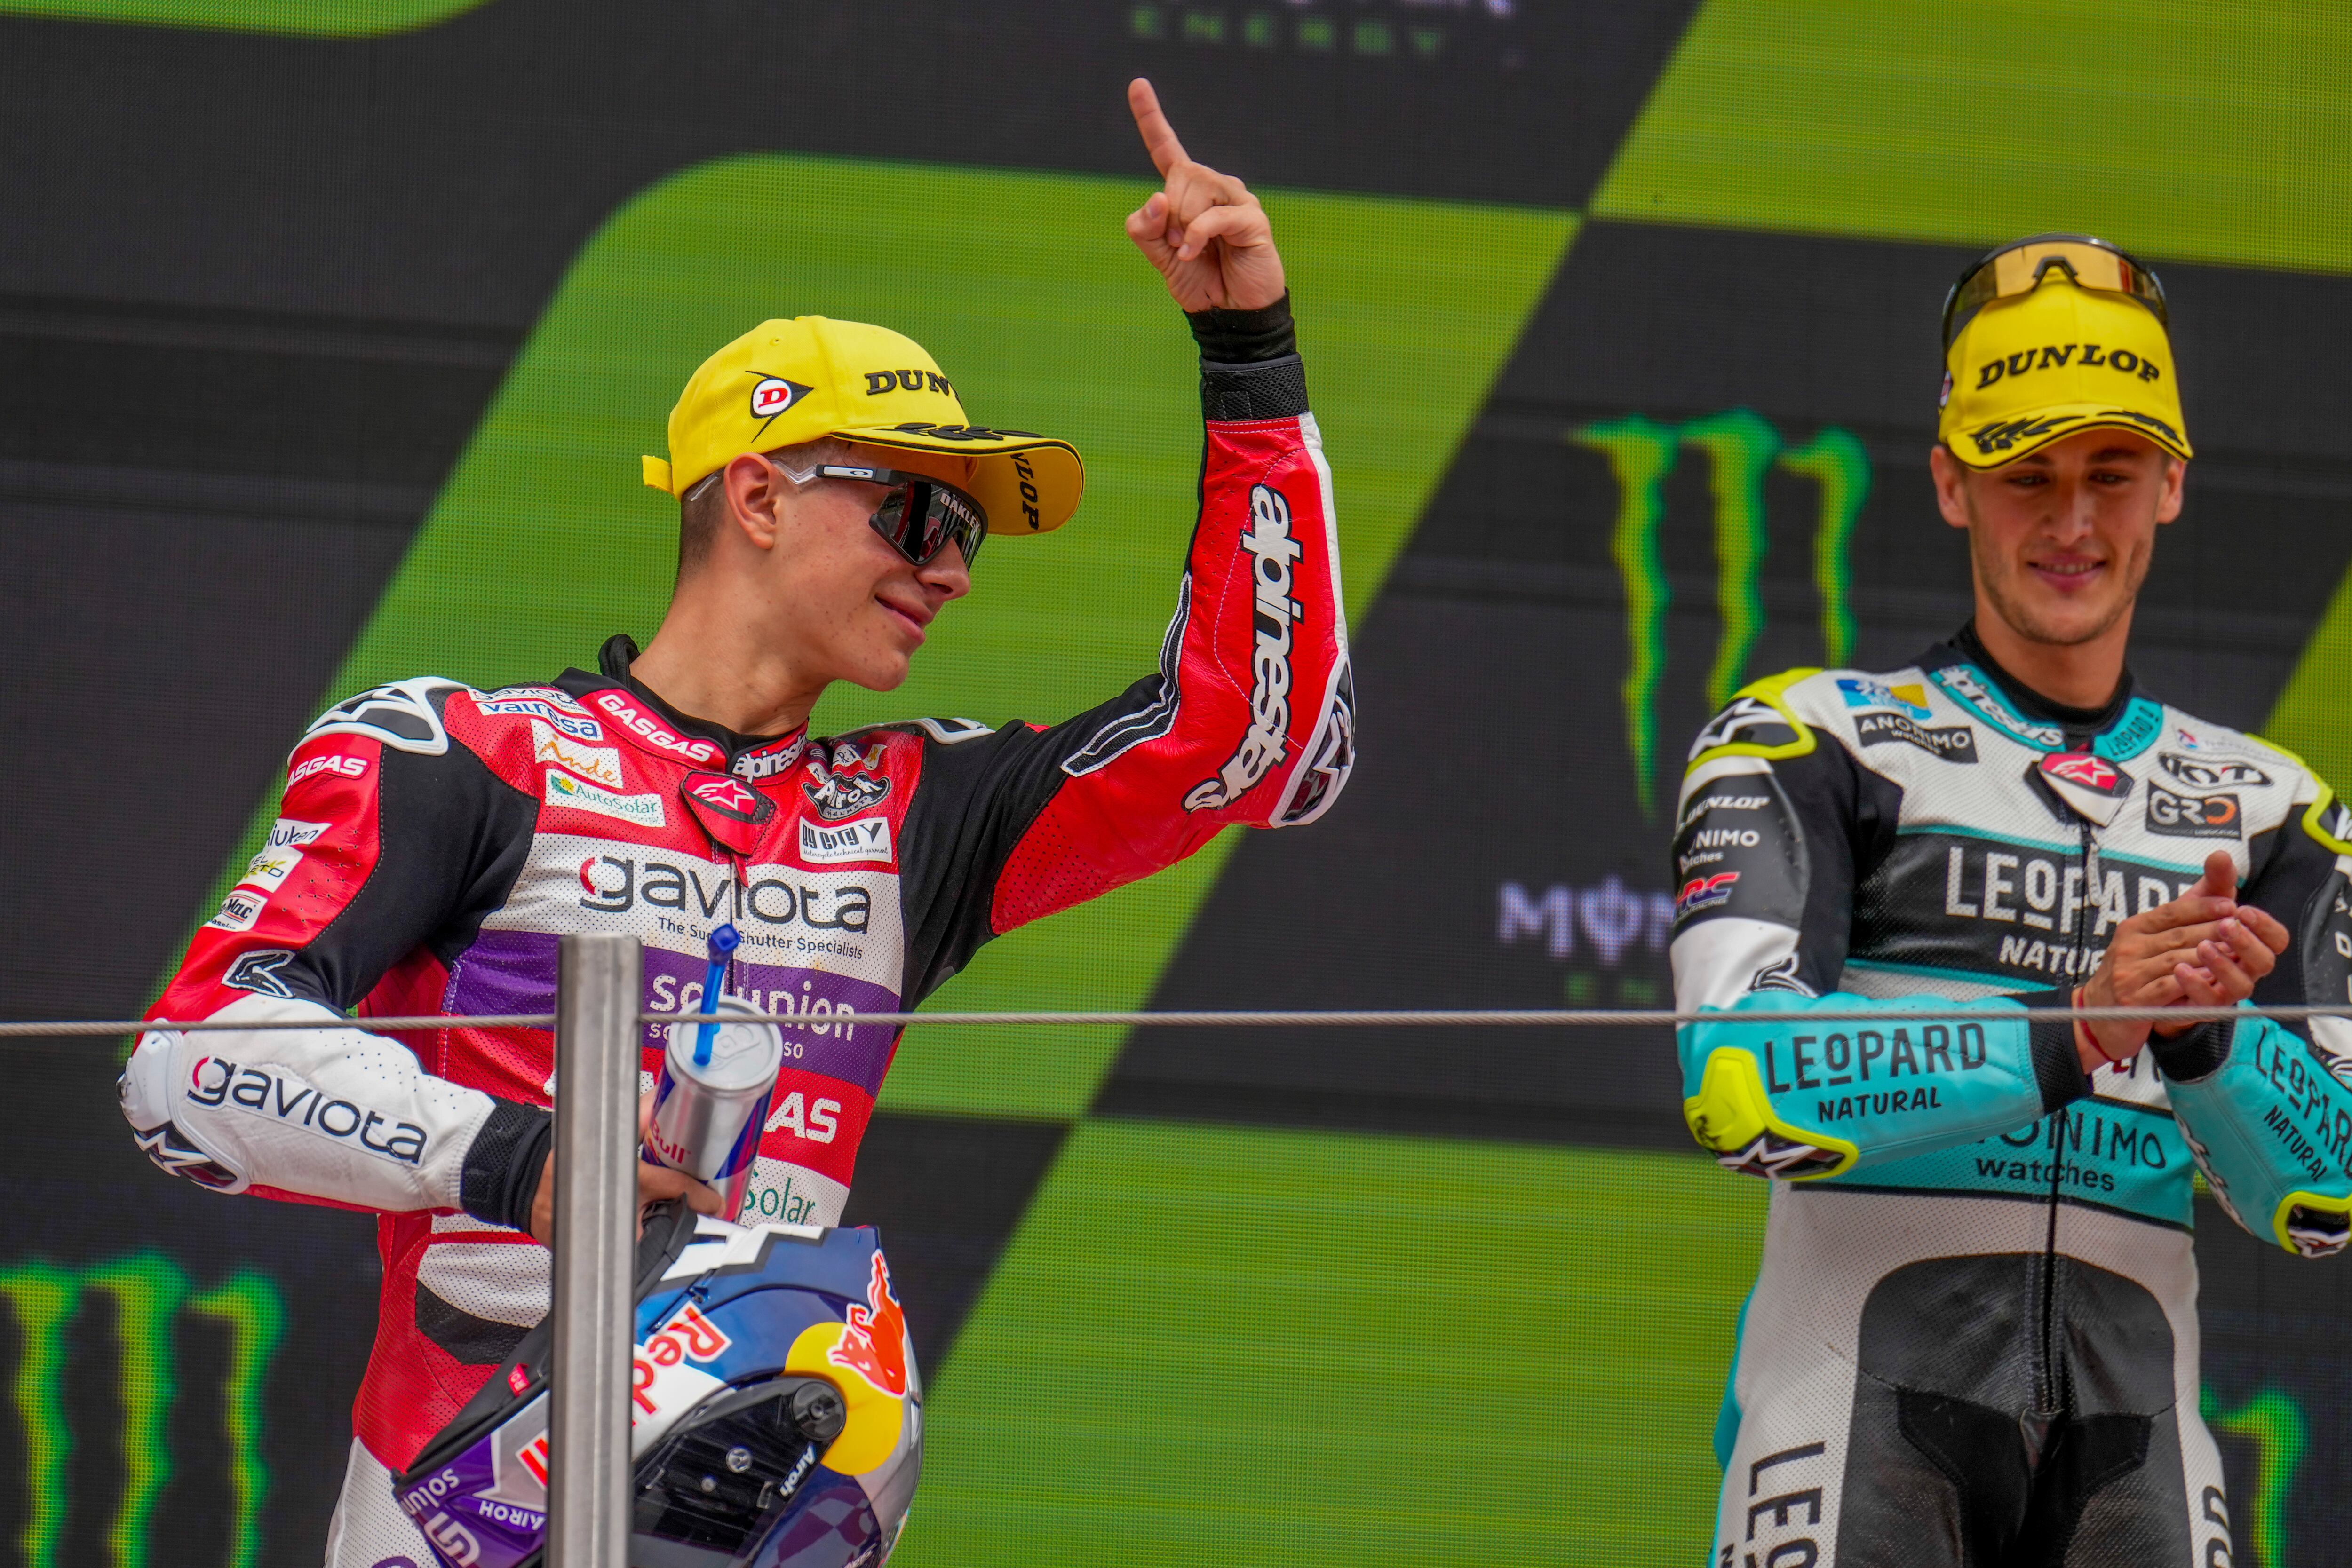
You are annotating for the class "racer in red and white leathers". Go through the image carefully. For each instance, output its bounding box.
[119,300,1351,1549]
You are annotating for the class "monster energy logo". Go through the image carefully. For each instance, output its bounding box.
[0,1253,283,1568]
[2202,1386,2307,1568]
[1573,410,1871,812]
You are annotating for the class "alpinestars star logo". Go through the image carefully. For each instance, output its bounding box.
[1748,955,1817,996]
[2283,1202,2352,1259]
[1186,483,1303,812]
[1715,1131,1842,1180]
[132,1122,241,1190]
[1686,697,1791,759]
[2043,752,2123,793]
[222,950,299,999]
[685,772,774,825]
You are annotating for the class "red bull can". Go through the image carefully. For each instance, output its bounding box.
[644,994,783,1221]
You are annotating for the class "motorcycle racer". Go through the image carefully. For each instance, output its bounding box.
[119,81,1354,1563]
[1672,236,2352,1564]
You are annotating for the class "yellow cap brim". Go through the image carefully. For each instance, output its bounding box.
[1944,403,2193,471]
[836,425,1085,535]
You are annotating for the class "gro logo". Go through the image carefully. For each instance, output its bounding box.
[1573,411,1870,812]
[0,1253,284,1567]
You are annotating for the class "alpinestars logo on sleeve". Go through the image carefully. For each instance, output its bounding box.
[1186,484,1303,812]
[304,677,468,756]
[1715,1130,1843,1180]
[132,1121,243,1190]
[222,949,300,999]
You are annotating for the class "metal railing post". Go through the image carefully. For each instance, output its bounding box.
[549,933,641,1568]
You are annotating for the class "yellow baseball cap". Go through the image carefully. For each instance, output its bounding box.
[1937,246,2192,470]
[641,317,1084,536]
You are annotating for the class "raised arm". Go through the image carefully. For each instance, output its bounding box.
[886,85,1350,1000]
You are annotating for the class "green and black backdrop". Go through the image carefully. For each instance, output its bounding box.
[6,1,2352,1563]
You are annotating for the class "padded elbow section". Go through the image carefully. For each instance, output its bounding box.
[119,1029,250,1194]
[1683,1047,1857,1179]
[2167,1021,2352,1256]
[1678,990,2075,1179]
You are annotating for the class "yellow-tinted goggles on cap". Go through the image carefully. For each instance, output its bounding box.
[1941,234,2168,348]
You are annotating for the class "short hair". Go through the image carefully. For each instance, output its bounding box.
[676,436,856,580]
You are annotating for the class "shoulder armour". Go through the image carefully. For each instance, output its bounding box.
[851,716,998,746]
[2254,736,2352,854]
[301,677,475,758]
[1686,668,1821,770]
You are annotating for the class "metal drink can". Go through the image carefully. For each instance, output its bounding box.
[644,994,784,1222]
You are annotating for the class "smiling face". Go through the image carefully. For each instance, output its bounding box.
[1932,428,2185,650]
[727,442,978,694]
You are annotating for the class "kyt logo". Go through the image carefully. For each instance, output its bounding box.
[0,1252,284,1567]
[1574,411,1871,812]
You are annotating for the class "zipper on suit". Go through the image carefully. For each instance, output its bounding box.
[2034,811,2102,1436]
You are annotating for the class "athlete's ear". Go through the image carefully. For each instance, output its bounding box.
[1928,443,1971,531]
[721,453,786,554]
[2155,456,2186,525]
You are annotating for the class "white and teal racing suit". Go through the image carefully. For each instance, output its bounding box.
[1672,626,2352,1567]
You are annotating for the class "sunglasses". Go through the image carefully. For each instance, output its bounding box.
[1941,234,2169,349]
[771,459,989,569]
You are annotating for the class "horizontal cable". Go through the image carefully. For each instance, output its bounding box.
[10,1003,2352,1038]
[0,1014,558,1037]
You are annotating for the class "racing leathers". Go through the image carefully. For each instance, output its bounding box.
[1672,626,2352,1567]
[119,301,1354,1497]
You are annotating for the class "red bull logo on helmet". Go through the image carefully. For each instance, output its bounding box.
[828,1251,910,1397]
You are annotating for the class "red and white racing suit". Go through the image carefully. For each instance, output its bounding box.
[120,304,1351,1497]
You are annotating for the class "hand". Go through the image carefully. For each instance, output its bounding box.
[525,1091,725,1245]
[2154,848,2288,1033]
[1123,78,1286,312]
[2074,849,2284,1068]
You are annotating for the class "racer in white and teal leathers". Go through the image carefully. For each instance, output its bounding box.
[1673,623,2352,1567]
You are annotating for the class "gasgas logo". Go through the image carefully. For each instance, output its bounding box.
[1574,410,1871,813]
[584,689,724,766]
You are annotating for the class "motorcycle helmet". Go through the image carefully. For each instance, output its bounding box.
[395,1202,922,1567]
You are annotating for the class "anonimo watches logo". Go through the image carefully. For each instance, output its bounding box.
[1573,410,1871,812]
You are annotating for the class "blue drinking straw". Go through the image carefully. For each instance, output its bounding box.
[694,924,741,1068]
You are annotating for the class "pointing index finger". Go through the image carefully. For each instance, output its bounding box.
[1128,77,1190,176]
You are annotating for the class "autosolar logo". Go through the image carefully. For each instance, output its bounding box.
[0,1252,283,1567]
[1572,409,1871,813]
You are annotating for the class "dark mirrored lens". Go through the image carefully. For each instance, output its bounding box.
[872,480,985,568]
